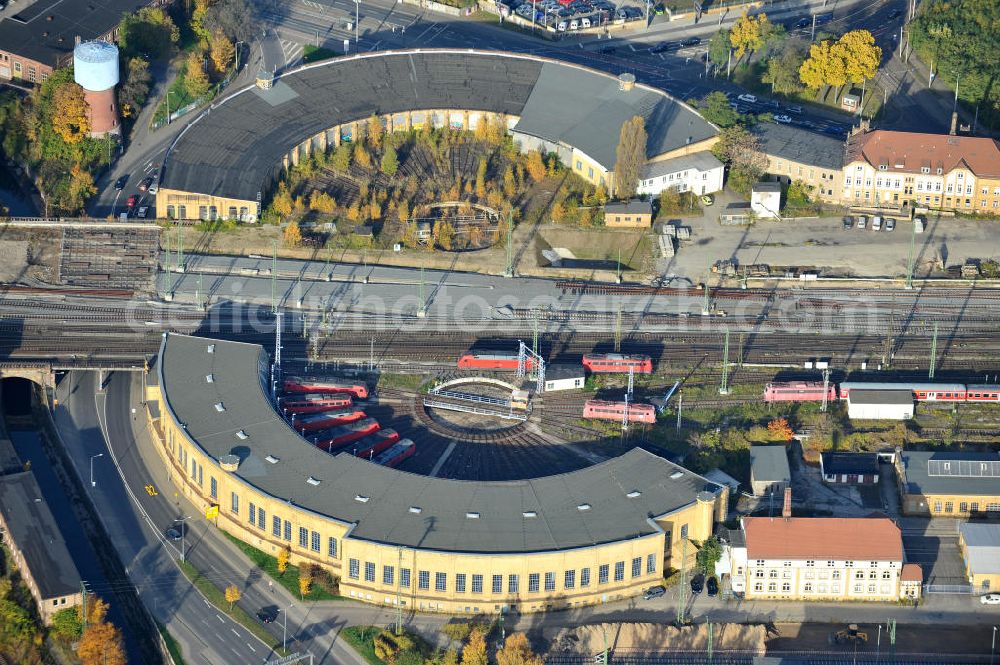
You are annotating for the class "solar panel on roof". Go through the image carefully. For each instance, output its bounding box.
[927,459,1000,478]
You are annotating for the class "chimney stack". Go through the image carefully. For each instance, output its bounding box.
[949,111,958,136]
[782,487,792,519]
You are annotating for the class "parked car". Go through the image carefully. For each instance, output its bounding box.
[126,195,137,208]
[815,12,833,24]
[701,194,714,206]
[114,175,128,190]
[137,206,149,219]
[690,573,705,594]
[872,215,883,231]
[707,576,719,597]
[795,17,810,28]
[773,114,792,124]
[737,93,757,103]
[598,44,617,53]
[885,218,896,231]
[165,526,182,540]
[786,105,803,114]
[138,176,153,192]
[682,36,700,46]
[643,585,666,600]
[981,594,1000,605]
[842,215,853,230]
[856,216,867,229]
[257,606,279,623]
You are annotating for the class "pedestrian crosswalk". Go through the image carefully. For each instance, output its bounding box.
[281,39,304,66]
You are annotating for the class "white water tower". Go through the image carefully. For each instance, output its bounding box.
[73,40,120,137]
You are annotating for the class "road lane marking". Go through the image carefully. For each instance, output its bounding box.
[231,628,240,637]
[217,614,225,623]
[247,643,256,653]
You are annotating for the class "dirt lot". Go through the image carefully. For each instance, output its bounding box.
[769,622,995,655]
[0,228,61,284]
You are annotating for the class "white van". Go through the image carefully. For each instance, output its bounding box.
[581,16,591,27]
[557,19,568,30]
[569,18,579,29]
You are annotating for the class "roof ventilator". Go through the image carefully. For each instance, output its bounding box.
[306,477,321,486]
[207,344,215,353]
[236,430,248,440]
[265,455,280,464]
[354,495,370,503]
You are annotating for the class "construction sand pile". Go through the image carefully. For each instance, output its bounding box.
[547,622,767,655]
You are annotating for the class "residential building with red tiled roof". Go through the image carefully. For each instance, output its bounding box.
[727,490,918,601]
[843,128,1000,214]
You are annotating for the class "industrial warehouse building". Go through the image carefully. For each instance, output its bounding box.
[145,333,729,613]
[749,445,790,497]
[846,389,914,420]
[156,50,720,221]
[958,523,1000,592]
[0,471,82,623]
[820,452,880,485]
[897,450,1000,517]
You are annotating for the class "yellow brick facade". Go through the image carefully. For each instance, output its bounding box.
[143,380,724,614]
[902,492,1000,518]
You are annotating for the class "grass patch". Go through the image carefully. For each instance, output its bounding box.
[342,626,384,665]
[193,219,239,233]
[221,532,341,601]
[176,558,288,656]
[158,622,188,665]
[377,373,433,392]
[303,45,342,63]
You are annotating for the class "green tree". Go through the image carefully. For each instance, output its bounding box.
[184,52,211,100]
[380,144,399,176]
[695,536,723,573]
[118,7,179,59]
[613,115,647,199]
[708,29,731,67]
[331,143,352,172]
[118,57,152,118]
[698,91,740,127]
[763,40,807,95]
[50,607,83,642]
[712,125,767,194]
[0,598,35,642]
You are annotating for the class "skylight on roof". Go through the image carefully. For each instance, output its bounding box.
[466,512,480,519]
[577,503,592,511]
[626,490,642,498]
[206,374,214,383]
[265,455,279,464]
[355,495,370,503]
[236,430,248,440]
[523,511,537,518]
[409,506,422,514]
[207,344,215,353]
[670,471,684,479]
[214,402,225,412]
[306,477,321,486]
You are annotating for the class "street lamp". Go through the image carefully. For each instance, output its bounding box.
[235,40,245,71]
[279,603,295,650]
[991,626,997,665]
[354,0,360,44]
[166,91,173,126]
[176,515,192,562]
[90,453,103,488]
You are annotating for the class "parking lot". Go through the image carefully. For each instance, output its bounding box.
[658,190,1000,281]
[500,0,646,31]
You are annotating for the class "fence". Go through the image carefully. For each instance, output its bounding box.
[924,583,974,594]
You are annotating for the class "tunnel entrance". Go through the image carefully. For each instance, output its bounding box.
[1,377,34,416]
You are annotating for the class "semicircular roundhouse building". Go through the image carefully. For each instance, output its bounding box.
[144,333,727,613]
[156,49,720,222]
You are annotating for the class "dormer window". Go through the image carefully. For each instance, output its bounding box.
[921,167,930,174]
[936,168,943,175]
[878,164,887,171]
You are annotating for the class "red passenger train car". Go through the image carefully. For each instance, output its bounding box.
[764,381,837,403]
[373,440,416,467]
[295,409,366,432]
[583,399,657,424]
[966,385,1000,402]
[457,352,533,370]
[582,354,653,374]
[279,393,353,415]
[311,418,381,448]
[349,428,401,459]
[283,377,369,399]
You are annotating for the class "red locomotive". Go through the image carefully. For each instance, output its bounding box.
[295,409,366,432]
[583,399,657,424]
[279,393,353,415]
[373,440,415,467]
[582,353,653,374]
[283,377,368,399]
[349,428,401,460]
[311,418,381,448]
[457,352,533,370]
[764,381,837,403]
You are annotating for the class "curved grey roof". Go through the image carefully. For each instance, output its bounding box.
[161,50,715,201]
[158,333,718,554]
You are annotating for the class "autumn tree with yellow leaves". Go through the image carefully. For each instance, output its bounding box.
[800,30,881,91]
[51,82,90,144]
[224,584,241,610]
[185,51,211,100]
[729,12,772,59]
[210,31,235,76]
[496,633,544,665]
